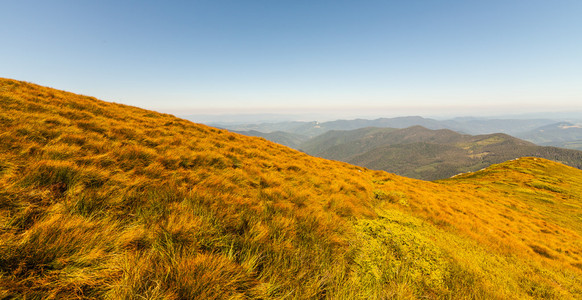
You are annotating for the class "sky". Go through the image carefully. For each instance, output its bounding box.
[2,1,582,120]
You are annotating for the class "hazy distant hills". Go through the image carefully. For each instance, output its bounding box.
[223,115,582,180]
[231,129,309,149]
[219,121,321,136]
[518,122,582,150]
[218,116,582,160]
[443,117,558,135]
[300,126,582,180]
[213,116,561,137]
[213,116,449,138]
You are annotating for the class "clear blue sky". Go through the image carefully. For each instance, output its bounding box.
[2,1,581,118]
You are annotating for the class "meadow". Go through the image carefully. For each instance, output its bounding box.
[0,78,581,299]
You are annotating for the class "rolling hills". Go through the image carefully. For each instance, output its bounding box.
[301,126,582,180]
[211,116,451,139]
[1,78,582,299]
[217,116,582,153]
[518,122,582,150]
[212,116,559,139]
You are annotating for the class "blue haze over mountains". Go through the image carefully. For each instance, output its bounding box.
[182,115,582,180]
[192,115,582,151]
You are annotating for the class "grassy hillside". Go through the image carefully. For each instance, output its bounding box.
[1,78,581,299]
[302,126,582,180]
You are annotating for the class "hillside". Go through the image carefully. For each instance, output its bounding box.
[302,126,582,180]
[1,78,582,299]
[301,126,463,159]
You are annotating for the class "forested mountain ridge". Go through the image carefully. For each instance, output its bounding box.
[301,126,582,180]
[218,116,582,151]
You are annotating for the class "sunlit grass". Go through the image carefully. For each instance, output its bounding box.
[1,78,581,298]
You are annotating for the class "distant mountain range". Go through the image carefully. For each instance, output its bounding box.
[519,122,582,150]
[215,116,582,180]
[211,115,582,151]
[211,115,559,135]
[300,126,582,180]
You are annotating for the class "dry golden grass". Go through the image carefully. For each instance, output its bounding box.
[1,78,581,299]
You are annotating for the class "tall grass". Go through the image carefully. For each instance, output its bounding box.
[1,78,581,298]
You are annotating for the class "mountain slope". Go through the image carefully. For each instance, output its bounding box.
[299,127,403,155]
[302,126,464,159]
[1,78,581,299]
[303,126,582,180]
